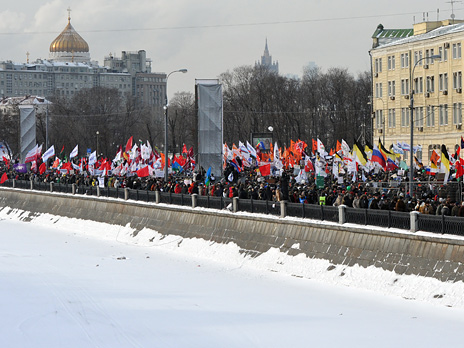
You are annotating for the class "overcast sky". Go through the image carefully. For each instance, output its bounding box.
[0,1,461,97]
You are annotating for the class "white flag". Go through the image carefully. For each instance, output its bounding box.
[25,144,39,163]
[141,143,151,160]
[69,145,78,159]
[42,145,55,162]
[88,151,97,166]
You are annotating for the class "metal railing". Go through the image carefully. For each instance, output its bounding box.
[4,179,464,237]
[237,199,280,216]
[345,207,410,230]
[286,203,338,222]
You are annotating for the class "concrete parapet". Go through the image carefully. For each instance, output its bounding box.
[233,197,239,213]
[280,200,287,218]
[410,211,419,232]
[338,205,346,224]
[0,188,463,283]
[192,194,198,208]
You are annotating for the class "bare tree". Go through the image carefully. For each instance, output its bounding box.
[168,91,195,155]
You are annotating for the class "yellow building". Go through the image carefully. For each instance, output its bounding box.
[370,20,464,162]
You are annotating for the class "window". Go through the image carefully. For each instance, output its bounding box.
[453,103,462,125]
[375,110,383,129]
[426,106,435,127]
[414,77,423,93]
[439,73,448,91]
[426,76,435,93]
[401,107,410,127]
[388,109,396,128]
[388,81,396,97]
[388,55,396,70]
[414,50,423,65]
[453,71,462,90]
[425,48,435,64]
[453,43,462,59]
[415,107,424,127]
[375,82,383,98]
[439,104,449,125]
[401,79,409,95]
[401,53,409,68]
[375,58,382,74]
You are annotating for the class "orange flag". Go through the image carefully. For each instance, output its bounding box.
[336,140,341,153]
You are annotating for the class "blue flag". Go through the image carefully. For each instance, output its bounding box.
[205,167,212,186]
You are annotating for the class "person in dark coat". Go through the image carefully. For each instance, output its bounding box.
[369,194,380,209]
[395,194,407,212]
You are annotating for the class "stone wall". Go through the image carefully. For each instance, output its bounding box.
[1,188,463,282]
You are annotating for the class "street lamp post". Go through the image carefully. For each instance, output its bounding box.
[164,69,188,182]
[409,54,441,198]
[96,131,99,157]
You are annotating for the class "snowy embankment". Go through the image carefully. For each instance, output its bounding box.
[1,203,464,310]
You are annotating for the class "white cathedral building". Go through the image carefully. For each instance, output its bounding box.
[0,10,166,108]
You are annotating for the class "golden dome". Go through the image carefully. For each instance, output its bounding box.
[49,16,89,53]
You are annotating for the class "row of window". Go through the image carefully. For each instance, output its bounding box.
[11,90,47,96]
[374,43,461,73]
[10,81,47,88]
[375,104,462,129]
[375,72,462,97]
[0,73,46,80]
[54,67,89,73]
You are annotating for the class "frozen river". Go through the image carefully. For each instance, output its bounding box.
[0,215,464,347]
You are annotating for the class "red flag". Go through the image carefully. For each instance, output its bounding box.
[0,172,7,184]
[136,166,150,177]
[125,136,133,153]
[258,163,271,177]
[305,159,314,172]
[456,158,464,179]
[312,139,317,153]
[182,144,188,154]
[2,156,9,169]
[39,162,47,175]
[62,162,72,171]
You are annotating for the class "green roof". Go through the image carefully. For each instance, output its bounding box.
[372,25,413,39]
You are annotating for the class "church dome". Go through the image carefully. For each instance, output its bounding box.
[49,16,89,53]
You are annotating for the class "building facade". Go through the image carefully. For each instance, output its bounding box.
[0,11,166,108]
[370,20,464,161]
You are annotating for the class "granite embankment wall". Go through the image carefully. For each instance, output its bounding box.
[1,188,464,282]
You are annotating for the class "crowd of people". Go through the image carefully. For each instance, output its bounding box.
[2,158,463,217]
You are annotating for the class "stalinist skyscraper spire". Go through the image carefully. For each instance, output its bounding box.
[256,38,279,73]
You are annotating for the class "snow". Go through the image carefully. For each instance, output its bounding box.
[1,206,464,347]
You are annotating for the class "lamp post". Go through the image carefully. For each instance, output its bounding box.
[164,69,188,181]
[409,54,441,197]
[375,97,386,144]
[96,131,99,157]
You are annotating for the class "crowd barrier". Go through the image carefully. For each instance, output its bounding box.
[3,179,464,236]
